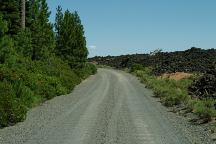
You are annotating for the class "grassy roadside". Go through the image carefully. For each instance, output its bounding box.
[130,64,216,121]
[0,58,97,127]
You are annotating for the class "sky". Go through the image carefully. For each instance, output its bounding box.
[47,0,216,57]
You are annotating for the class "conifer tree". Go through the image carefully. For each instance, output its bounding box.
[54,5,63,37]
[73,11,88,68]
[15,29,32,57]
[54,5,63,56]
[55,10,73,63]
[30,0,55,60]
[25,0,35,28]
[0,13,16,65]
[0,0,21,35]
[55,10,88,68]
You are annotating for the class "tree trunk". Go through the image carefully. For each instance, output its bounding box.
[21,0,26,29]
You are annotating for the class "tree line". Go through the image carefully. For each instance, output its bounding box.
[0,0,96,127]
[0,0,88,66]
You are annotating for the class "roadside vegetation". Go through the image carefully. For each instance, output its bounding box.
[90,48,216,122]
[0,0,96,127]
[130,64,216,121]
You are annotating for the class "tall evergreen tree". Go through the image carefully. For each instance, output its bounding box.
[54,5,63,56]
[0,13,16,65]
[25,0,35,28]
[15,29,32,57]
[55,10,73,62]
[30,0,55,60]
[0,0,21,35]
[55,10,88,68]
[73,11,88,67]
[54,5,63,37]
[12,0,34,57]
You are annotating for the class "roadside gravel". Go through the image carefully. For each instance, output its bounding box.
[0,68,212,144]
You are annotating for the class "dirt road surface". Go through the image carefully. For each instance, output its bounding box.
[0,69,212,144]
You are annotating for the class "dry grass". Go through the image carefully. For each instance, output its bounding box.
[159,72,193,80]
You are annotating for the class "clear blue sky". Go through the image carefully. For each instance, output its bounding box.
[47,0,216,57]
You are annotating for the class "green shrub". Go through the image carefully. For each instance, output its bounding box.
[59,70,81,92]
[133,66,192,106]
[130,64,145,72]
[192,99,216,120]
[88,63,97,74]
[0,56,97,127]
[13,81,35,108]
[133,66,216,119]
[0,81,27,127]
[75,63,97,79]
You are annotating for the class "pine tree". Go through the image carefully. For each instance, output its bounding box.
[54,5,63,56]
[54,5,63,37]
[0,0,21,35]
[15,0,34,57]
[54,10,88,68]
[73,11,88,68]
[25,0,35,28]
[54,10,73,64]
[30,0,55,60]
[0,13,16,65]
[15,29,32,57]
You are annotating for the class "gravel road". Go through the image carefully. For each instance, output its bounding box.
[0,69,212,144]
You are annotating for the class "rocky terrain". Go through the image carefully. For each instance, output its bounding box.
[89,47,216,75]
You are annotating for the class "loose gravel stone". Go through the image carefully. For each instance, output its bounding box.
[0,69,213,144]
